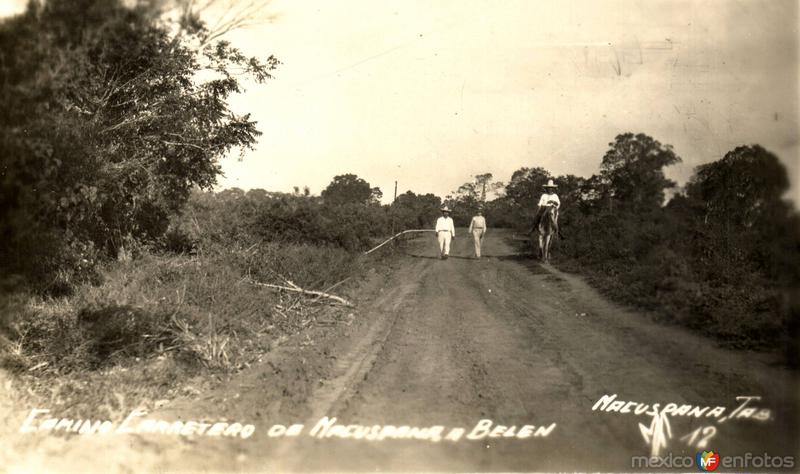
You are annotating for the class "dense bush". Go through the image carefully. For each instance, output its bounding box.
[173,188,394,252]
[390,191,442,231]
[0,0,276,294]
[550,142,800,357]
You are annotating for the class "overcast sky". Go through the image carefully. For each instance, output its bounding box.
[4,0,799,202]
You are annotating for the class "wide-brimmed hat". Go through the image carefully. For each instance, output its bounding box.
[543,179,558,189]
[440,206,451,212]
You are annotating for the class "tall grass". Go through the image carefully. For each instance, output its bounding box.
[0,239,376,419]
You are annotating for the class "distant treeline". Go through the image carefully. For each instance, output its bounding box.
[170,179,443,254]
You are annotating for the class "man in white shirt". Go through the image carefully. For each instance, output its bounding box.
[468,208,487,259]
[532,179,560,230]
[435,206,456,259]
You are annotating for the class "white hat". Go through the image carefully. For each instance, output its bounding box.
[543,179,558,188]
[441,206,451,212]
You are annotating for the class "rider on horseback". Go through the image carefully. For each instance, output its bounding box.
[532,179,560,230]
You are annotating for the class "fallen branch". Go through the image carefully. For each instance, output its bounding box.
[248,278,353,307]
[364,229,436,255]
[28,361,49,372]
[311,277,351,304]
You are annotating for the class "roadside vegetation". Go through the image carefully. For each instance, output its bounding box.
[556,142,799,361]
[448,136,799,364]
[1,0,797,428]
[0,0,439,418]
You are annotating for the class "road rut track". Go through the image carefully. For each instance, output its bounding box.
[4,229,798,472]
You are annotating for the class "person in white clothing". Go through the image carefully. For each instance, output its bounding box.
[532,179,560,230]
[468,208,487,259]
[435,206,456,259]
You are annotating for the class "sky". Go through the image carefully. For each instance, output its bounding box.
[3,0,799,203]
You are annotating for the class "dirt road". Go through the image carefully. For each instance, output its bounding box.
[7,229,799,472]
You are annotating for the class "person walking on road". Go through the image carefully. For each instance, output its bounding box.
[468,208,487,259]
[435,206,456,259]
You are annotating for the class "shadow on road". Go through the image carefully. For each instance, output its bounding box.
[406,254,477,260]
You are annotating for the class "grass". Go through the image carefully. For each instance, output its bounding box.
[0,240,397,421]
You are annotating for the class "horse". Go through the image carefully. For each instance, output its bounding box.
[536,204,558,263]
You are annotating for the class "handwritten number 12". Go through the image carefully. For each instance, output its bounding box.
[680,426,717,449]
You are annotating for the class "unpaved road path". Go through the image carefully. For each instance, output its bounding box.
[6,230,799,472]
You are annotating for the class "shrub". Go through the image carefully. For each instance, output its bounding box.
[0,0,276,295]
[176,189,394,253]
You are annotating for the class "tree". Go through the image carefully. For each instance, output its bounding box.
[0,0,277,290]
[473,173,504,202]
[167,0,279,46]
[504,167,551,208]
[369,187,383,205]
[292,186,311,197]
[687,145,790,227]
[444,173,505,224]
[321,174,379,206]
[600,133,681,211]
[482,197,515,228]
[577,174,609,209]
[392,191,442,228]
[553,175,586,209]
[685,145,799,283]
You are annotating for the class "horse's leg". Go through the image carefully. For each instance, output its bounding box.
[545,212,556,261]
[542,234,548,262]
[544,233,552,262]
[538,233,544,260]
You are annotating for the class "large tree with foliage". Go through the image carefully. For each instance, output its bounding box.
[685,145,799,282]
[599,133,681,212]
[321,174,381,206]
[687,145,790,227]
[0,0,277,291]
[504,167,551,208]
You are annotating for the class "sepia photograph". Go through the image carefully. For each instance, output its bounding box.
[0,0,798,472]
